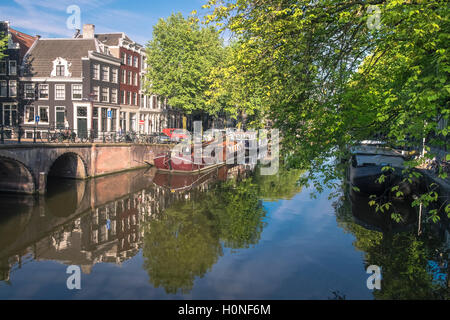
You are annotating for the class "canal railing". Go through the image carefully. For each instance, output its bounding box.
[0,124,172,145]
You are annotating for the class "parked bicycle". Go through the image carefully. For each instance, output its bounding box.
[45,128,77,143]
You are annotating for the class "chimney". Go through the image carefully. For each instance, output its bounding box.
[82,24,95,39]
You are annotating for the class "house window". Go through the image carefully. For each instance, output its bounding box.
[0,61,6,74]
[2,104,18,126]
[152,96,157,109]
[133,92,137,106]
[0,81,7,97]
[102,66,110,82]
[127,92,131,105]
[9,81,17,97]
[93,86,100,102]
[101,87,109,102]
[111,109,117,131]
[121,91,126,104]
[112,69,118,83]
[121,53,126,64]
[127,55,132,66]
[9,61,17,75]
[39,106,49,123]
[133,56,138,68]
[128,71,132,85]
[24,84,35,99]
[93,64,100,80]
[55,106,66,129]
[134,73,138,86]
[55,84,65,100]
[39,84,49,99]
[25,106,35,124]
[122,70,126,84]
[56,64,65,77]
[111,89,118,103]
[72,84,82,100]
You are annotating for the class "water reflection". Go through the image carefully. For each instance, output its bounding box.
[334,184,450,299]
[0,163,448,299]
[0,165,270,291]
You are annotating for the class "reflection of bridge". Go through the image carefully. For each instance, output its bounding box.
[0,143,172,194]
[0,167,222,282]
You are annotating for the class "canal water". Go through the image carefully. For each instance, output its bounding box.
[0,165,448,300]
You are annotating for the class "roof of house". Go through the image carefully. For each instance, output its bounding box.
[23,38,98,77]
[9,27,37,58]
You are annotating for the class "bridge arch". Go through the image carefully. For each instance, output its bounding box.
[47,152,88,180]
[0,156,35,194]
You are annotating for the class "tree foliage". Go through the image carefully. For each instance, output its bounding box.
[204,0,449,217]
[0,32,8,60]
[144,13,227,116]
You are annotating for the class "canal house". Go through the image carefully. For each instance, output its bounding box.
[0,21,37,140]
[20,25,121,140]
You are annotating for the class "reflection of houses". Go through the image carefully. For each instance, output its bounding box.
[30,183,187,273]
[0,21,37,139]
[0,166,248,280]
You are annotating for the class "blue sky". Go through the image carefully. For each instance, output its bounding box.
[1,0,210,45]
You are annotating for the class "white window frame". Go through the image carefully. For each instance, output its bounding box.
[72,84,83,100]
[24,84,35,99]
[55,84,65,100]
[112,69,118,83]
[101,87,109,103]
[111,89,118,104]
[9,60,17,75]
[38,106,50,124]
[128,71,132,85]
[56,64,65,77]
[0,80,7,97]
[38,84,49,100]
[102,66,110,82]
[93,86,100,102]
[93,64,100,80]
[122,70,126,84]
[2,104,18,126]
[55,106,66,129]
[133,56,138,68]
[9,80,17,97]
[24,105,35,125]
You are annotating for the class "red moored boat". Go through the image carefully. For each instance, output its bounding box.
[153,139,243,173]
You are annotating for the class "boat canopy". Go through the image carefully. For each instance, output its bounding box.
[354,154,404,168]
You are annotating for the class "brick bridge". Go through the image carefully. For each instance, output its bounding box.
[0,143,172,194]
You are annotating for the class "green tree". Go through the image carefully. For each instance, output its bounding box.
[204,0,449,217]
[0,32,8,60]
[145,12,227,116]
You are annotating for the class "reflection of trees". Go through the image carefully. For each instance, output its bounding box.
[143,166,305,294]
[142,176,267,294]
[253,168,304,201]
[142,200,223,294]
[335,187,450,300]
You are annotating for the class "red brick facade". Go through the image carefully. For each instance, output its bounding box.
[119,47,141,107]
